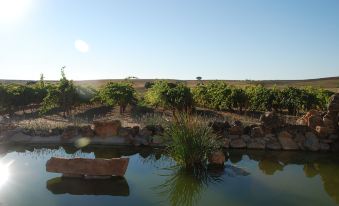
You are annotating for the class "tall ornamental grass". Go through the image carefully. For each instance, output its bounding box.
[166,115,221,169]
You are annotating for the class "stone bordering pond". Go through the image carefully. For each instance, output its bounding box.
[0,120,166,147]
[213,93,339,152]
[1,114,338,152]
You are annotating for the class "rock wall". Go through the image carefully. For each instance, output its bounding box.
[212,108,338,152]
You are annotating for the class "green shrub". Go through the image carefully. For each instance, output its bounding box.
[41,68,78,116]
[96,82,137,113]
[166,115,221,169]
[145,81,193,116]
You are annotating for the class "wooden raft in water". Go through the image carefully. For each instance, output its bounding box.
[46,157,129,177]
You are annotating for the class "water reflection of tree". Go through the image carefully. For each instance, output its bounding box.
[241,150,339,204]
[155,166,223,206]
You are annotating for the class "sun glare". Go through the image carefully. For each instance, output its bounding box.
[0,161,12,188]
[0,0,32,24]
[75,39,90,53]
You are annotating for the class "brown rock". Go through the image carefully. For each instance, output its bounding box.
[208,151,225,167]
[93,120,121,137]
[247,138,266,150]
[228,125,243,135]
[260,111,284,131]
[266,141,282,150]
[278,131,298,150]
[80,125,95,137]
[315,126,329,138]
[308,115,324,130]
[251,126,264,138]
[209,121,227,134]
[62,126,79,139]
[294,133,306,150]
[297,110,321,127]
[304,132,320,152]
[118,127,132,138]
[46,157,129,177]
[230,138,246,148]
[328,93,339,112]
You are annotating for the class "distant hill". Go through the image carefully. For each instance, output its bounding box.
[1,76,339,92]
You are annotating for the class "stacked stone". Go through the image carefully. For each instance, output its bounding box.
[325,93,339,133]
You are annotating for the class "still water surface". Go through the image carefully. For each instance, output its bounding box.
[0,145,338,206]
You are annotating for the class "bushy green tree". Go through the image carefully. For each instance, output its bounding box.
[192,81,232,110]
[41,68,78,116]
[228,87,248,112]
[97,82,136,113]
[246,85,280,111]
[145,81,193,116]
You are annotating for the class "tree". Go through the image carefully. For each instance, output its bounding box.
[228,87,248,112]
[97,82,137,114]
[145,81,193,117]
[41,68,78,116]
[280,87,303,115]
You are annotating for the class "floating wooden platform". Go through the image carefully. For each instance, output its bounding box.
[46,157,129,177]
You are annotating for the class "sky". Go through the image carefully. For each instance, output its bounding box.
[0,0,338,80]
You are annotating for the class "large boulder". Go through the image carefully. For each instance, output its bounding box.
[80,125,95,138]
[266,141,282,150]
[228,125,243,135]
[209,121,229,135]
[46,157,129,177]
[93,120,121,137]
[259,111,284,132]
[323,112,338,132]
[315,126,329,138]
[247,138,266,150]
[208,151,225,168]
[304,132,320,152]
[250,126,264,138]
[308,115,324,130]
[278,131,298,150]
[294,133,306,150]
[296,110,322,128]
[328,93,339,112]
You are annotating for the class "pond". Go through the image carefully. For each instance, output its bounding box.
[0,145,338,206]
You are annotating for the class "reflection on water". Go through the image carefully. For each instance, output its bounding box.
[0,161,11,188]
[156,165,250,206]
[155,167,220,206]
[0,145,338,205]
[47,176,129,196]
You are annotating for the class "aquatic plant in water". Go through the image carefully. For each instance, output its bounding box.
[166,114,222,169]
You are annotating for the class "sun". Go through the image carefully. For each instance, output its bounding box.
[75,40,90,53]
[0,0,32,24]
[0,161,12,188]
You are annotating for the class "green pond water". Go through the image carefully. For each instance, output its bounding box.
[0,145,338,206]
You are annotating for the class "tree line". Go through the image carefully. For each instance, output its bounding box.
[0,71,334,116]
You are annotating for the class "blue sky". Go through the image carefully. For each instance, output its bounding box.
[0,0,338,80]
